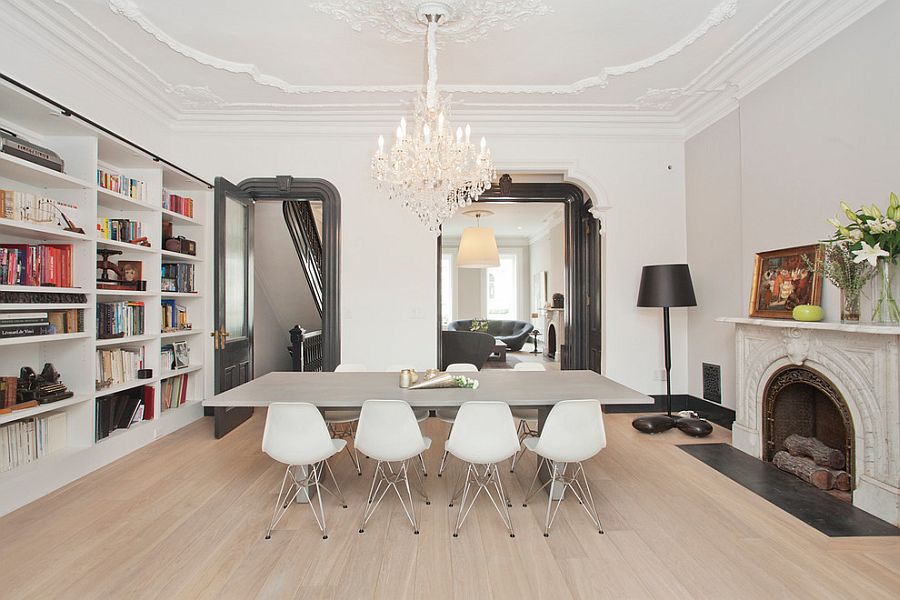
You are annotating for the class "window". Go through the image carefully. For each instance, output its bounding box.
[486,254,517,320]
[441,253,453,327]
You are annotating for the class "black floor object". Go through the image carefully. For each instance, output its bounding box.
[679,444,900,537]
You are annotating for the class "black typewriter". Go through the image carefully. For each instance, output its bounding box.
[17,364,74,405]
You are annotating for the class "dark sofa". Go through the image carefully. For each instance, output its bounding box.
[447,319,535,352]
[440,330,495,370]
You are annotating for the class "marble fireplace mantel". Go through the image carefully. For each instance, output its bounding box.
[718,317,900,525]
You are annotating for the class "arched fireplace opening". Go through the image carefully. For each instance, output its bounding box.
[763,366,854,500]
[546,323,557,359]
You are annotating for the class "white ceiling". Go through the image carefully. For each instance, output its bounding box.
[442,202,563,240]
[8,0,884,126]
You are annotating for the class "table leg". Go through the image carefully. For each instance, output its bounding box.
[536,406,565,500]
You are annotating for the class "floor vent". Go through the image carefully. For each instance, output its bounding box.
[703,363,722,404]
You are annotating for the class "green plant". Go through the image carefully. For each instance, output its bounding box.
[805,243,875,301]
[470,318,489,332]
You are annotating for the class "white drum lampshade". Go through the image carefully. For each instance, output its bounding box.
[457,225,499,268]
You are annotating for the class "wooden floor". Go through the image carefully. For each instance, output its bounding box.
[1,412,898,600]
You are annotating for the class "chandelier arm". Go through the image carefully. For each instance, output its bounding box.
[425,17,438,110]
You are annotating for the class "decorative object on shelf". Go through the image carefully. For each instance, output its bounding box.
[552,293,564,308]
[371,7,494,231]
[804,242,874,323]
[138,368,153,379]
[96,248,123,282]
[749,245,823,319]
[0,128,65,172]
[632,264,698,435]
[16,364,74,405]
[824,194,900,324]
[792,304,824,322]
[163,235,196,256]
[119,260,143,283]
[172,341,190,369]
[54,202,84,234]
[96,250,147,291]
[408,372,479,390]
[498,173,513,196]
[456,208,500,268]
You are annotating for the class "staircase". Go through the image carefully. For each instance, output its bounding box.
[282,200,324,318]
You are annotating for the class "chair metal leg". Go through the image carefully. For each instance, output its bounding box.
[452,463,515,538]
[418,452,428,477]
[437,423,453,477]
[522,457,552,506]
[358,460,423,534]
[570,462,604,534]
[321,459,348,508]
[266,463,329,540]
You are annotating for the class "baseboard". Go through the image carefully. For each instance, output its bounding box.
[604,394,735,430]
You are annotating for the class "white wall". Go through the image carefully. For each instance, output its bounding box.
[253,202,322,376]
[685,0,900,408]
[529,218,566,319]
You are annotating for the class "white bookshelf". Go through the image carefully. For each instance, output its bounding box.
[0,80,214,516]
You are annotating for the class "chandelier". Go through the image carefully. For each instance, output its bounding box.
[371,8,495,232]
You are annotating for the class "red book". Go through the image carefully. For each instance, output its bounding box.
[142,385,155,420]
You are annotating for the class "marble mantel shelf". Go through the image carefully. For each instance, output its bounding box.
[717,317,900,336]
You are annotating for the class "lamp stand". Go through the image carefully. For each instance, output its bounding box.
[632,306,677,433]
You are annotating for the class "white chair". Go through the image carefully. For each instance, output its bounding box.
[520,399,606,537]
[262,403,347,540]
[445,401,520,538]
[327,363,367,475]
[509,362,545,472]
[435,363,479,477]
[355,399,432,535]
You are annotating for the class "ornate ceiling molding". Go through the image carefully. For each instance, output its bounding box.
[309,0,552,44]
[105,0,738,96]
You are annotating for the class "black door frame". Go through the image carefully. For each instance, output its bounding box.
[235,176,342,371]
[437,182,599,370]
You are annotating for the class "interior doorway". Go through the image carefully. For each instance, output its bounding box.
[436,180,601,372]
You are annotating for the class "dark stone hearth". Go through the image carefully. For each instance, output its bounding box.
[632,414,676,433]
[679,444,900,537]
[676,417,713,437]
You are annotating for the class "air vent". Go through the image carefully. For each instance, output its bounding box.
[702,363,722,404]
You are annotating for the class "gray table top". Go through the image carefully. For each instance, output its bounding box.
[202,370,652,408]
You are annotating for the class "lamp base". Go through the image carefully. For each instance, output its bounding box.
[631,414,676,434]
[676,417,713,437]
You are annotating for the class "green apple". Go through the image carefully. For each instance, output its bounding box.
[792,305,824,322]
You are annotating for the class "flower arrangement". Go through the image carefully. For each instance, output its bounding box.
[805,244,874,321]
[826,193,900,323]
[452,375,479,389]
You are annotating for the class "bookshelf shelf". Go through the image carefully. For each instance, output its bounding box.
[161,329,204,338]
[0,394,92,426]
[95,378,158,398]
[95,333,157,347]
[96,238,159,254]
[0,218,92,242]
[160,249,203,263]
[96,187,160,212]
[161,208,200,226]
[0,152,93,190]
[0,79,211,517]
[0,331,91,347]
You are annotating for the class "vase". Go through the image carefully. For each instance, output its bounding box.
[840,289,861,323]
[870,258,900,324]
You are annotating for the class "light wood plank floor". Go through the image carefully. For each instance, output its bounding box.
[1,411,898,599]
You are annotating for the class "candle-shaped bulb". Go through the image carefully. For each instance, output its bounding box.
[377,135,384,154]
[423,123,431,144]
[437,112,445,134]
[396,125,403,141]
[465,124,471,144]
[400,116,407,134]
[456,127,463,143]
[480,136,487,152]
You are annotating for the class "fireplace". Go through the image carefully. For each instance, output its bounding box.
[763,366,854,495]
[542,308,564,361]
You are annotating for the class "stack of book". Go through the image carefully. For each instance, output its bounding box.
[0,243,74,287]
[96,301,144,339]
[95,346,145,388]
[0,189,58,223]
[1,411,67,472]
[161,373,188,410]
[96,218,145,243]
[1,376,17,408]
[162,190,193,218]
[161,299,188,331]
[161,262,195,293]
[97,167,146,202]
[95,387,148,441]
[0,309,83,339]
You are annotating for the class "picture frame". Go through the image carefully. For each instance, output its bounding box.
[117,260,143,283]
[749,244,823,319]
[172,341,190,369]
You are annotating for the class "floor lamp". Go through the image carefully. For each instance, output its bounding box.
[631,264,709,436]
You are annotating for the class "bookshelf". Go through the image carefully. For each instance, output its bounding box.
[0,81,213,515]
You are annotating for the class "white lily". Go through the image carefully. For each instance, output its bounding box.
[882,218,897,232]
[852,242,890,266]
[848,229,864,242]
[869,219,885,234]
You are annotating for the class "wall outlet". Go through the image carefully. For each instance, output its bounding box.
[654,369,667,381]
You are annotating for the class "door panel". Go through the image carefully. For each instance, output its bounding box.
[213,177,254,438]
[584,207,602,374]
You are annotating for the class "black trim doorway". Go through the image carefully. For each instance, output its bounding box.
[436,182,601,371]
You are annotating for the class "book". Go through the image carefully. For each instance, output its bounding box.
[0,324,52,338]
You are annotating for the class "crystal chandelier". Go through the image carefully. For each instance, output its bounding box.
[371,8,495,232]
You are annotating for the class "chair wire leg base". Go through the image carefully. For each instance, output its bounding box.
[358,460,422,535]
[522,460,604,537]
[329,421,362,476]
[265,463,330,540]
[452,463,516,538]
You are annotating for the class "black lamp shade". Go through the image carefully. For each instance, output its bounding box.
[637,264,697,308]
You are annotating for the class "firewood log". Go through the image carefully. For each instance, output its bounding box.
[773,451,834,490]
[784,434,845,470]
[833,470,851,492]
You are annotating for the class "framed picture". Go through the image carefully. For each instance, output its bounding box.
[117,260,143,283]
[172,341,190,369]
[749,244,823,319]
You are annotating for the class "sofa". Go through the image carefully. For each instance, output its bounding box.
[440,330,496,370]
[447,319,535,352]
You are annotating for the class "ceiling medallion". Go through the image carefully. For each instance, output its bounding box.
[371,5,495,232]
[310,0,551,44]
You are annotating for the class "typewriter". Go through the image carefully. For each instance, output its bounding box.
[1,129,65,173]
[17,364,75,405]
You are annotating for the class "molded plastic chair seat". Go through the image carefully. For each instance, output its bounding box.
[435,408,459,422]
[322,409,361,423]
[511,408,538,421]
